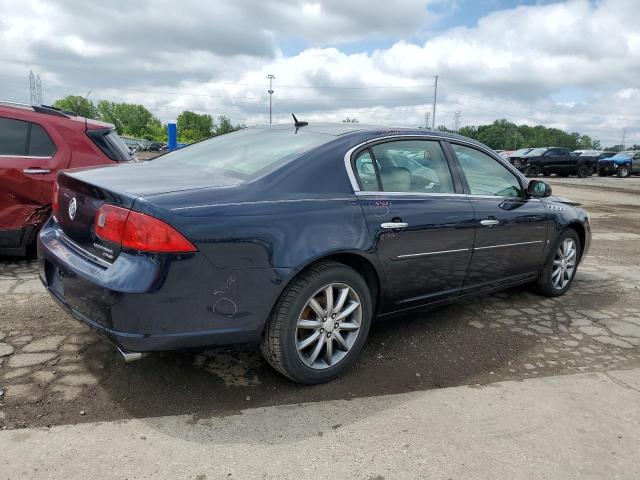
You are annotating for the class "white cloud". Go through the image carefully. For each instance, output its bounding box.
[0,0,638,146]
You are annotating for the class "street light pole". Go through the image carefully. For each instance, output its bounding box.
[431,75,439,129]
[267,74,275,125]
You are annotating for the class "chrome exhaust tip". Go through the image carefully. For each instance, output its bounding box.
[116,346,146,363]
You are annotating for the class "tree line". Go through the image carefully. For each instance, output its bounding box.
[52,95,243,144]
[437,119,637,152]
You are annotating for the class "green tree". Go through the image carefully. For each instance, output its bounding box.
[176,111,214,142]
[97,101,160,139]
[215,115,238,135]
[52,95,98,119]
[342,117,359,123]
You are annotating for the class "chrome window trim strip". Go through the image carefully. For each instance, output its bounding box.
[474,240,543,251]
[397,248,470,259]
[171,197,354,211]
[356,190,468,198]
[0,155,53,159]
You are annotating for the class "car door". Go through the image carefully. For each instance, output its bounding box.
[353,138,475,311]
[0,116,67,235]
[447,142,548,289]
[632,152,640,173]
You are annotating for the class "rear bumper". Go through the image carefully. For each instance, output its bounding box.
[38,219,292,353]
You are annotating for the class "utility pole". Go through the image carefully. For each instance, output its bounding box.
[621,127,627,150]
[35,74,42,104]
[431,75,439,129]
[424,112,430,129]
[453,111,461,132]
[29,70,37,104]
[267,74,275,125]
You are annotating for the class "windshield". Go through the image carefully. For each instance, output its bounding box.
[526,148,547,156]
[512,148,530,156]
[156,128,335,179]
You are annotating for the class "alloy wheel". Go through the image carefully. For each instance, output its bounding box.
[551,238,577,290]
[295,283,362,369]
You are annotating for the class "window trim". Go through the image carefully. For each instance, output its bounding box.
[445,141,527,198]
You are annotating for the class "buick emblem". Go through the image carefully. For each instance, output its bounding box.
[68,197,77,221]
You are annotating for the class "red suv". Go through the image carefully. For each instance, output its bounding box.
[0,102,134,256]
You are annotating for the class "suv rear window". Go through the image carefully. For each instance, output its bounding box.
[87,128,133,162]
[157,127,334,179]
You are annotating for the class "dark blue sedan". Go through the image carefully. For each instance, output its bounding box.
[38,123,591,384]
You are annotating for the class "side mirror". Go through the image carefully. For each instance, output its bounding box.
[528,179,551,198]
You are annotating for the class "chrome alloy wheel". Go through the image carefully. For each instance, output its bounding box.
[296,283,363,369]
[551,238,577,290]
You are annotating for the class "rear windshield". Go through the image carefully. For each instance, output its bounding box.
[156,128,334,179]
[87,128,133,162]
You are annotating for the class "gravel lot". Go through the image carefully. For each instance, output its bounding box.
[1,176,639,430]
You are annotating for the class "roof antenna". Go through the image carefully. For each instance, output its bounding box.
[292,113,308,128]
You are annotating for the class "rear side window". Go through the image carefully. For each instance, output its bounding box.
[354,150,380,191]
[87,128,133,162]
[28,123,56,156]
[360,140,455,193]
[0,117,56,156]
[0,117,29,155]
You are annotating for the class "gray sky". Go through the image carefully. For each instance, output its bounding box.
[1,0,638,146]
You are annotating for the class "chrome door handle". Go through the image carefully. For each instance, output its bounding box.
[381,222,408,229]
[480,219,500,227]
[23,168,51,174]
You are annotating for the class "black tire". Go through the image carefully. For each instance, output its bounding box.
[577,164,590,178]
[526,164,540,177]
[543,172,551,177]
[261,261,372,384]
[617,165,630,177]
[559,172,570,177]
[535,229,581,297]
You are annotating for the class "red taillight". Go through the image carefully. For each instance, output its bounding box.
[52,182,60,217]
[95,204,129,244]
[94,204,197,253]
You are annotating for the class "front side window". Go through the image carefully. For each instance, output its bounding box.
[0,117,29,156]
[365,140,455,193]
[452,144,524,198]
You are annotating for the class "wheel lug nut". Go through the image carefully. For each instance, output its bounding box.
[327,333,331,338]
[334,323,339,329]
[320,328,324,333]
[323,317,327,321]
[331,314,335,318]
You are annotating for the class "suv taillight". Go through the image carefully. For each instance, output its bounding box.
[52,182,60,218]
[94,204,197,253]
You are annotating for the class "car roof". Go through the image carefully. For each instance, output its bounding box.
[0,102,114,130]
[248,122,481,143]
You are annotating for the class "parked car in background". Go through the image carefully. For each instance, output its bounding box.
[597,151,640,177]
[523,147,595,177]
[38,123,590,384]
[571,150,616,175]
[0,101,134,256]
[508,148,533,171]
